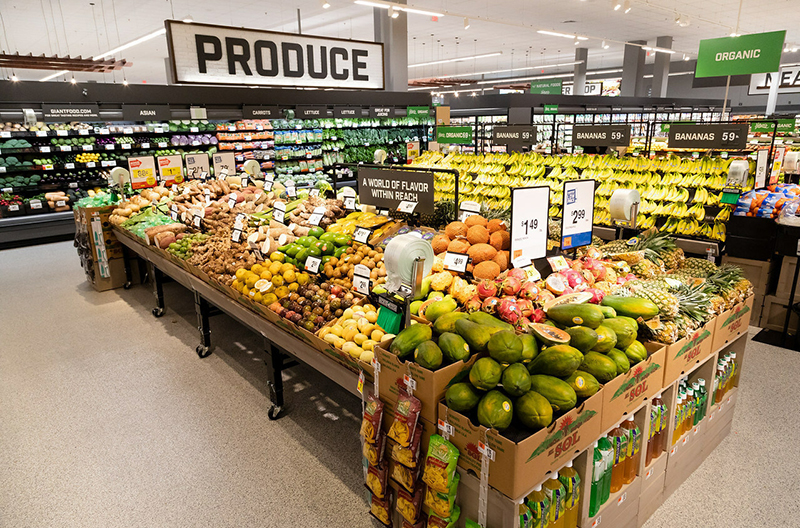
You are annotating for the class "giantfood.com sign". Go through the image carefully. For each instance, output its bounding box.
[165,20,384,89]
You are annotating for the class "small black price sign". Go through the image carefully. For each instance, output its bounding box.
[443,252,469,273]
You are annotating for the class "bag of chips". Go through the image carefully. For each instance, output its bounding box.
[422,435,460,493]
[391,459,420,493]
[424,471,460,518]
[388,390,422,448]
[402,518,426,528]
[370,489,393,526]
[360,394,384,444]
[363,431,386,467]
[396,486,424,524]
[366,463,389,499]
[426,504,460,528]
[390,422,424,468]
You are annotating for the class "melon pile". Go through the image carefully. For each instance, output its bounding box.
[430,215,510,280]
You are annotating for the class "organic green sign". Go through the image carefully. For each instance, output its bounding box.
[544,105,559,114]
[436,126,473,144]
[407,106,430,118]
[696,30,786,78]
[661,121,694,133]
[750,120,796,133]
[530,79,563,95]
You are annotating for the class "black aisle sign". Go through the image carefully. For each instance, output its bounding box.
[42,104,100,121]
[370,107,396,118]
[667,123,749,150]
[357,168,434,215]
[296,106,329,118]
[334,106,362,118]
[573,125,631,147]
[492,125,536,151]
[243,105,282,118]
[122,105,171,121]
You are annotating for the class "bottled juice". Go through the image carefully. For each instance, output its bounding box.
[696,379,708,421]
[559,460,581,528]
[645,396,661,466]
[520,502,533,528]
[597,436,614,504]
[543,472,566,528]
[525,484,550,528]
[621,416,641,485]
[589,442,604,517]
[683,388,695,435]
[729,352,739,390]
[608,425,628,493]
[692,382,702,425]
[672,394,684,445]
[713,360,725,404]
[655,396,668,456]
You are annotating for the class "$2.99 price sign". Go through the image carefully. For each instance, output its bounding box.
[560,179,595,251]
[510,186,549,266]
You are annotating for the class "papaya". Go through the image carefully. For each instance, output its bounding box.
[564,370,601,398]
[599,306,617,318]
[390,324,432,359]
[624,340,648,364]
[529,323,571,346]
[592,325,618,353]
[438,332,471,363]
[424,297,458,323]
[601,296,659,319]
[446,382,481,412]
[520,333,539,363]
[469,357,503,391]
[529,375,578,413]
[477,390,514,431]
[608,348,630,375]
[501,363,531,397]
[414,340,443,370]
[527,345,583,377]
[468,311,515,333]
[547,303,605,329]
[487,330,523,364]
[455,318,493,352]
[564,326,599,353]
[515,390,554,430]
[580,352,619,384]
[433,312,469,334]
[601,317,637,349]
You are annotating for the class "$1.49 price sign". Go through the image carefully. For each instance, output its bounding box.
[560,179,595,250]
[510,186,549,265]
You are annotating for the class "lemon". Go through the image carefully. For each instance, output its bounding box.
[283,269,296,283]
[251,264,264,275]
[280,263,294,274]
[260,270,273,281]
[269,261,283,275]
[235,268,248,281]
[270,251,285,263]
[271,275,284,287]
[263,293,278,305]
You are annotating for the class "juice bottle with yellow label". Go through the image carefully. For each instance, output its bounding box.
[655,395,668,456]
[729,352,739,390]
[543,472,566,528]
[683,387,695,435]
[559,460,581,528]
[526,484,551,528]
[621,416,641,485]
[672,393,684,445]
[608,425,628,493]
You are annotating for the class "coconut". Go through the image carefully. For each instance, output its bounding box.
[431,234,451,254]
[473,260,501,280]
[466,225,490,245]
[490,230,510,251]
[493,250,509,271]
[447,238,471,253]
[487,219,506,233]
[444,221,468,239]
[467,243,498,264]
[464,214,488,228]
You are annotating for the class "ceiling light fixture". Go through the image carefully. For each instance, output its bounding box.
[39,70,69,82]
[11,73,18,82]
[623,0,631,13]
[123,79,128,85]
[464,17,470,29]
[408,51,503,68]
[476,68,623,86]
[613,0,622,11]
[353,1,444,17]
[322,0,331,8]
[642,46,676,54]
[538,30,588,40]
[182,16,193,23]
[574,40,580,45]
[390,7,399,17]
[70,77,77,84]
[92,28,167,60]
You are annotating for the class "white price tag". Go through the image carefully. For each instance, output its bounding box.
[60,145,71,151]
[204,188,211,205]
[263,180,274,192]
[1,131,11,138]
[56,200,66,207]
[397,200,417,214]
[511,186,549,263]
[105,144,114,150]
[286,186,296,199]
[43,164,53,170]
[273,206,286,224]
[218,168,228,180]
[30,201,42,209]
[403,374,417,392]
[7,204,19,211]
[305,255,321,273]
[39,146,51,153]
[191,141,200,146]
[36,131,48,137]
[240,176,249,187]
[99,128,110,135]
[443,251,469,273]
[141,142,150,149]
[231,228,242,243]
[65,163,75,169]
[343,196,356,210]
[477,441,495,461]
[121,143,131,150]
[171,184,178,193]
[78,129,89,136]
[458,200,481,222]
[308,212,324,226]
[154,127,164,134]
[87,162,96,168]
[354,227,372,244]
[437,419,455,437]
[618,492,627,505]
[353,274,370,295]
[228,193,238,208]
[123,128,133,134]
[309,188,320,198]
[592,516,602,527]
[68,182,78,188]
[1,187,11,192]
[190,127,199,133]
[101,161,110,167]
[0,167,5,173]
[158,142,168,148]
[193,214,202,228]
[56,130,68,136]
[244,135,252,141]
[82,144,93,151]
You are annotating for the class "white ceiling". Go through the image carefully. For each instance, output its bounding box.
[1,0,799,86]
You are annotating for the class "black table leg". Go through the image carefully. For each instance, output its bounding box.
[194,291,213,358]
[152,265,165,318]
[264,339,285,420]
[781,258,800,347]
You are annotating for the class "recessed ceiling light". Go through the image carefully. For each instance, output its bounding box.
[623,1,631,13]
[464,17,470,30]
[322,0,331,8]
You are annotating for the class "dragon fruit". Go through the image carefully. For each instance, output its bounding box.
[585,288,605,304]
[518,281,539,301]
[531,308,547,323]
[516,298,534,318]
[477,280,498,300]
[537,289,557,304]
[507,268,528,281]
[465,295,483,313]
[514,316,532,331]
[501,276,522,296]
[545,275,567,295]
[497,297,521,324]
[561,269,585,289]
[583,258,607,281]
[481,297,501,314]
[580,269,596,286]
[616,273,637,285]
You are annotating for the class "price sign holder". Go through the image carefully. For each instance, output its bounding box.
[458,200,481,222]
[353,226,374,245]
[308,206,326,226]
[305,256,322,274]
[560,179,595,251]
[273,201,287,225]
[343,196,356,210]
[510,186,549,266]
[353,264,372,295]
[443,251,469,273]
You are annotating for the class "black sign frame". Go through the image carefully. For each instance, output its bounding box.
[572,125,631,147]
[356,167,435,215]
[667,123,749,150]
[243,105,282,119]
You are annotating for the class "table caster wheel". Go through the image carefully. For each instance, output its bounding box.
[123,281,132,290]
[196,345,212,358]
[268,405,282,420]
[152,307,164,317]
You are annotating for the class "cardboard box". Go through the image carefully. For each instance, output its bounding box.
[760,295,798,333]
[601,343,666,431]
[637,463,666,527]
[751,294,765,328]
[776,255,800,298]
[713,296,754,352]
[438,391,603,500]
[89,257,127,292]
[375,344,478,425]
[721,256,771,296]
[660,320,715,387]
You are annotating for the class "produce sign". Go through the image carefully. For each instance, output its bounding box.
[510,186,549,266]
[165,20,385,89]
[334,106,361,118]
[212,152,235,177]
[128,156,157,189]
[667,123,748,150]
[436,126,473,145]
[296,106,329,118]
[749,67,800,95]
[157,155,184,186]
[750,120,796,134]
[42,104,100,122]
[560,179,595,250]
[357,168,434,215]
[370,107,396,118]
[407,106,430,118]
[530,79,562,95]
[185,153,210,179]
[242,105,282,118]
[696,30,785,78]
[572,125,630,147]
[492,126,536,151]
[122,105,171,121]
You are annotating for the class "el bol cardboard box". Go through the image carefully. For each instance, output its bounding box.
[437,391,603,500]
[375,342,479,425]
[713,295,754,351]
[660,320,715,387]
[601,342,666,431]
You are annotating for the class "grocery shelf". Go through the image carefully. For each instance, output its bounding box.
[0,210,74,247]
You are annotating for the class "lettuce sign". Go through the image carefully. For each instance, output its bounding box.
[437,126,473,144]
[696,30,786,78]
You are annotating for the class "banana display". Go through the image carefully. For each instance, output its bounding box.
[415,151,751,243]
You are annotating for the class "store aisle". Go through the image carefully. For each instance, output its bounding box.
[3,242,800,528]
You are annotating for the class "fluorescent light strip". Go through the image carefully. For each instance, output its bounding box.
[642,71,695,78]
[39,70,70,82]
[537,30,588,40]
[476,68,623,85]
[353,0,444,17]
[642,46,676,55]
[411,61,583,80]
[408,52,503,68]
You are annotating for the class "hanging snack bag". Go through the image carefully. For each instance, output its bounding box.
[402,518,427,528]
[390,423,424,468]
[397,486,424,524]
[363,431,386,467]
[360,394,384,444]
[391,459,421,493]
[424,472,461,519]
[370,489,394,527]
[387,390,422,448]
[422,435,460,494]
[426,504,460,528]
[366,463,389,499]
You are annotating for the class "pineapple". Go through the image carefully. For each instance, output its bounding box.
[652,320,679,344]
[631,259,664,279]
[661,247,685,271]
[679,257,718,277]
[628,283,679,318]
[599,239,630,254]
[634,230,685,271]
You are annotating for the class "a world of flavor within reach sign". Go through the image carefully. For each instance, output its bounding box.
[695,30,786,78]
[561,179,595,250]
[356,168,435,215]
